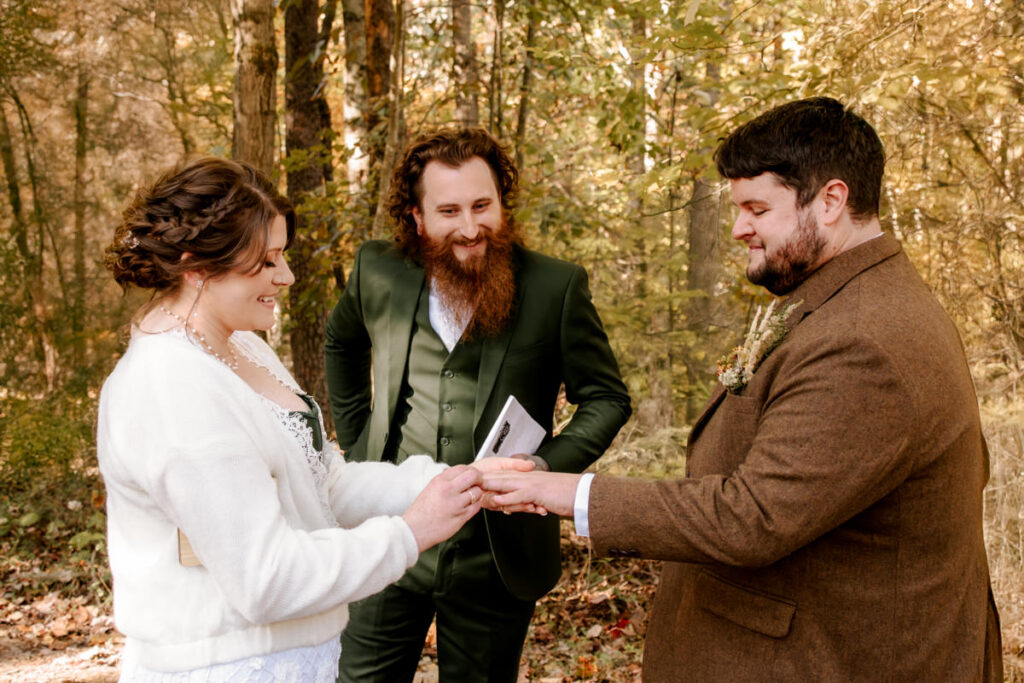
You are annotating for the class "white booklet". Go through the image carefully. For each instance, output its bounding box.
[475,394,546,461]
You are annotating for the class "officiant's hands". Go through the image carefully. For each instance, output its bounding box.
[481,471,581,518]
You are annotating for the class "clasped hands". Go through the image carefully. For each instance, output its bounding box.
[403,454,580,552]
[475,454,579,519]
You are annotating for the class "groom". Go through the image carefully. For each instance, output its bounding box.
[325,127,631,681]
[484,97,1003,681]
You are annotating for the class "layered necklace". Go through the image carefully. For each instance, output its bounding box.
[158,305,241,371]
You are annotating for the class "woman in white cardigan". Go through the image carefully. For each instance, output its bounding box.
[99,157,530,681]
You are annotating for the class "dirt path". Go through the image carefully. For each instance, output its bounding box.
[0,631,120,683]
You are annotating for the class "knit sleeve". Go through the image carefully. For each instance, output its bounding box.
[326,452,447,527]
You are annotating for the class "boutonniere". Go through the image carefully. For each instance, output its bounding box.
[717,299,802,394]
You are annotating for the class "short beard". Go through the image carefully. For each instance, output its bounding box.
[420,225,519,343]
[748,208,827,295]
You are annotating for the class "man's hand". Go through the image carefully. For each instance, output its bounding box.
[402,465,483,553]
[470,456,537,474]
[510,453,550,472]
[481,471,581,518]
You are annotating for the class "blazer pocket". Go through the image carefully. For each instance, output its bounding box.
[695,570,795,639]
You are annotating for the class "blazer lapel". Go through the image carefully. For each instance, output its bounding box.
[473,252,526,429]
[386,265,425,426]
[473,315,516,430]
[690,237,901,447]
[689,384,727,446]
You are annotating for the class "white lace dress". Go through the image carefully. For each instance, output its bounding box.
[119,333,342,682]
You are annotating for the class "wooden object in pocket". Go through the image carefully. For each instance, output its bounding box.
[178,529,202,567]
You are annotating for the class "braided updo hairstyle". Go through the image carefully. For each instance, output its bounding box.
[105,157,294,295]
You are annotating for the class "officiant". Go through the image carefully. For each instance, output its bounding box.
[324,126,631,683]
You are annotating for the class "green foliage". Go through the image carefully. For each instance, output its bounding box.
[2,0,1024,669]
[0,391,108,600]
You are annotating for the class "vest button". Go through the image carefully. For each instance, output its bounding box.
[443,402,453,412]
[440,436,451,446]
[443,369,455,379]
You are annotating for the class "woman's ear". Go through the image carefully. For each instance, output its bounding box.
[180,252,205,289]
[183,271,205,290]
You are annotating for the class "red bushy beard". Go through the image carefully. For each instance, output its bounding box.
[420,224,519,343]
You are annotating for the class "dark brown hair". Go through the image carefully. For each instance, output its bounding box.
[714,97,885,221]
[386,127,519,258]
[105,157,294,293]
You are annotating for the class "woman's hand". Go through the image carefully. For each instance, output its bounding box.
[402,465,483,553]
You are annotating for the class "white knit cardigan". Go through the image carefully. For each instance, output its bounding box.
[97,329,443,672]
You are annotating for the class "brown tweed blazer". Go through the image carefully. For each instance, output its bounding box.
[589,235,1002,681]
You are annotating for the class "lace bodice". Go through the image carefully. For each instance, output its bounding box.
[262,397,335,525]
[229,333,337,527]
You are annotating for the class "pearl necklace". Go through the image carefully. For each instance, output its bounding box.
[159,305,240,371]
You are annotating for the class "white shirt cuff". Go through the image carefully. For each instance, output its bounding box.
[573,472,595,537]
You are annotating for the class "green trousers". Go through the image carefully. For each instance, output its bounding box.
[337,517,535,683]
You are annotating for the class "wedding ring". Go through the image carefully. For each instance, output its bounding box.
[467,491,475,506]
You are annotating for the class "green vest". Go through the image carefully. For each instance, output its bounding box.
[391,287,482,465]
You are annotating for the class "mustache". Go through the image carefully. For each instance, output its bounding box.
[447,232,488,247]
[423,229,499,263]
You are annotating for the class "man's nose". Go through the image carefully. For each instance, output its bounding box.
[732,214,753,241]
[459,212,481,239]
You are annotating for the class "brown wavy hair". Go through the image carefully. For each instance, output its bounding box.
[105,157,294,295]
[386,127,519,258]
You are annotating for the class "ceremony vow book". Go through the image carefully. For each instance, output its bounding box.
[475,395,546,461]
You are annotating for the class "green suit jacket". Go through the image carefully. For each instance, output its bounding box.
[325,240,631,601]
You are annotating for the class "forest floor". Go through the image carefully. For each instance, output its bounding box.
[2,525,1022,682]
[0,526,654,682]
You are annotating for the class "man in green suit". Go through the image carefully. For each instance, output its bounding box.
[326,127,631,682]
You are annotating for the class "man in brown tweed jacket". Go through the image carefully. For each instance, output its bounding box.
[483,97,1003,681]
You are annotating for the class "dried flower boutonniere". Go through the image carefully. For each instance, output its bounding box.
[717,299,802,394]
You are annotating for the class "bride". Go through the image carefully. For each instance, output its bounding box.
[98,157,529,681]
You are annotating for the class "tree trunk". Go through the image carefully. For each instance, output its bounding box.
[365,0,393,171]
[72,67,89,364]
[451,0,478,126]
[153,22,198,156]
[683,60,723,421]
[0,101,28,271]
[371,0,405,239]
[684,176,721,419]
[488,0,504,136]
[230,0,278,177]
[627,13,647,298]
[514,0,537,171]
[9,90,56,392]
[362,0,394,232]
[285,0,336,432]
[342,0,368,189]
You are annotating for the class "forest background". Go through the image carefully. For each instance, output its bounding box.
[0,0,1022,680]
